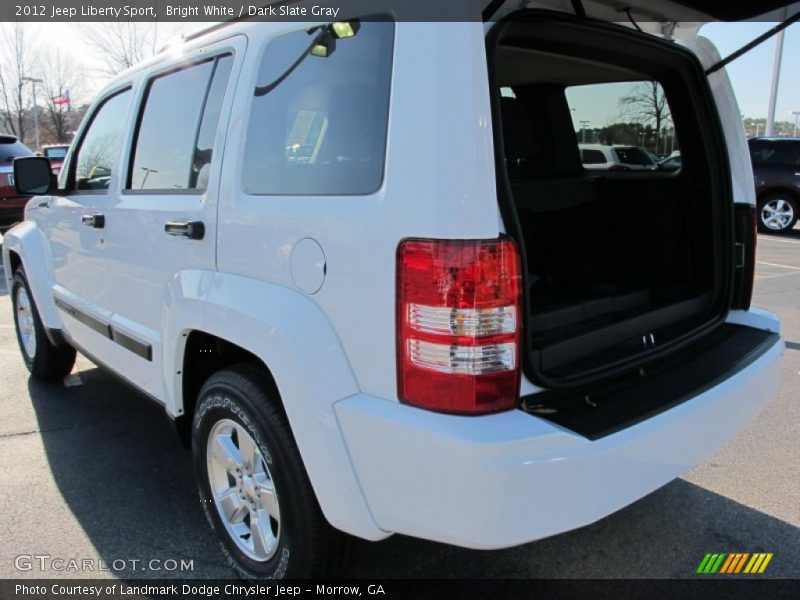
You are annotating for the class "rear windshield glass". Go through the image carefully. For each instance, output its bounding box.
[613,146,653,166]
[566,81,677,170]
[0,140,33,163]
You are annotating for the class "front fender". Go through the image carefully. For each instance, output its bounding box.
[199,272,387,541]
[2,221,60,330]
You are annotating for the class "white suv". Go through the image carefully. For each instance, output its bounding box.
[3,3,786,579]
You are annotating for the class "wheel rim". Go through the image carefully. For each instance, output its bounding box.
[15,287,37,360]
[207,419,280,562]
[761,199,795,231]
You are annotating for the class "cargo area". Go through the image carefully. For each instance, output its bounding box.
[488,14,732,388]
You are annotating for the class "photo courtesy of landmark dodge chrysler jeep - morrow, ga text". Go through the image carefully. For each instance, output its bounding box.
[3,0,789,580]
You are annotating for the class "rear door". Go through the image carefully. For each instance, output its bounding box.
[102,38,243,398]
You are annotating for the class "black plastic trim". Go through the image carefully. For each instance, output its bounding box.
[520,324,779,440]
[111,328,153,361]
[54,297,111,338]
[54,297,153,362]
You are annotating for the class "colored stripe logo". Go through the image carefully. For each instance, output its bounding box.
[697,553,773,574]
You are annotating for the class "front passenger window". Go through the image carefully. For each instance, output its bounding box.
[74,90,132,191]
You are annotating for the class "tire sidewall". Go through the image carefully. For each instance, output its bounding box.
[11,270,40,372]
[192,381,300,579]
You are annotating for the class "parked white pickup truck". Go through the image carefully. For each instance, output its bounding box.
[3,0,787,579]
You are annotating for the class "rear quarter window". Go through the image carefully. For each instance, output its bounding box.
[613,146,653,166]
[243,20,394,196]
[0,140,33,164]
[750,143,800,167]
[581,149,606,164]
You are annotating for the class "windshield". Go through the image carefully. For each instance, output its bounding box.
[0,140,34,163]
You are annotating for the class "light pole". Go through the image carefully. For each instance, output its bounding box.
[578,120,590,143]
[766,7,789,136]
[21,76,43,151]
[793,111,800,138]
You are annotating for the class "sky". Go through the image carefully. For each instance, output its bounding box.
[21,20,800,127]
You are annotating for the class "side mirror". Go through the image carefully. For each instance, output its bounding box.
[14,156,55,195]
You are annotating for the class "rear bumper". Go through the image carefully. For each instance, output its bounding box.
[335,321,782,549]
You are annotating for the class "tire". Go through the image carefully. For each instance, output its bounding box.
[192,364,354,579]
[11,268,76,380]
[757,193,798,234]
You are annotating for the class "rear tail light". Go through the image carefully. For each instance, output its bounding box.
[732,204,756,310]
[396,238,522,414]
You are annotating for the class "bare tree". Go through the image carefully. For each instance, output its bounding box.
[619,81,671,148]
[0,23,39,141]
[41,48,84,143]
[76,22,161,77]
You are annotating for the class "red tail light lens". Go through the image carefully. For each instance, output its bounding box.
[396,238,522,414]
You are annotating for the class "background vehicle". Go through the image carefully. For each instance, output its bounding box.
[749,137,800,234]
[579,143,658,171]
[0,135,34,232]
[658,151,682,171]
[2,1,787,580]
[40,144,70,176]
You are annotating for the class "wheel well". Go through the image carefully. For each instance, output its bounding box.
[173,331,282,449]
[758,187,800,205]
[8,250,21,275]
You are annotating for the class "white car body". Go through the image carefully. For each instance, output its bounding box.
[2,3,783,551]
[579,143,658,171]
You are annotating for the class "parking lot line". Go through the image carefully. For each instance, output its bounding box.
[758,236,800,246]
[756,260,800,271]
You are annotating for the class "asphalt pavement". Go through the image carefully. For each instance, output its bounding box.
[0,230,797,579]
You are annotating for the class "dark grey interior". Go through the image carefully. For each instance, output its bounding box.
[492,30,728,386]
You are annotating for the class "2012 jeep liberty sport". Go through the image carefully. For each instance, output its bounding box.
[3,0,789,579]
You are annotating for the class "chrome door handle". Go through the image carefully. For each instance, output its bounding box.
[81,214,105,228]
[164,221,205,240]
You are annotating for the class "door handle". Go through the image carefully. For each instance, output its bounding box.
[81,214,105,228]
[164,220,205,240]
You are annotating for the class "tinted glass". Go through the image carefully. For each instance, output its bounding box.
[750,142,800,167]
[243,21,394,195]
[581,149,606,164]
[193,56,233,189]
[75,90,132,191]
[614,147,653,166]
[0,140,34,163]
[130,58,227,191]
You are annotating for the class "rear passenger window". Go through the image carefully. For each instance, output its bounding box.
[74,90,132,191]
[129,55,232,191]
[243,20,394,195]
